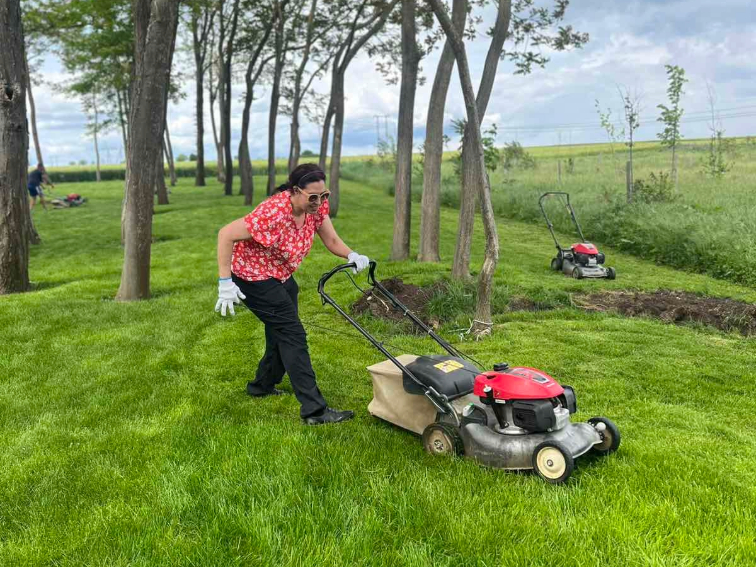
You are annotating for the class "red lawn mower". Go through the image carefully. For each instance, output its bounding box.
[539,192,616,280]
[318,262,621,484]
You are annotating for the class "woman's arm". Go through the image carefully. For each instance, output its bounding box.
[316,216,353,258]
[217,218,252,278]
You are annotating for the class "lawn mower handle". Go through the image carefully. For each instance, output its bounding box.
[317,261,462,421]
[538,192,587,249]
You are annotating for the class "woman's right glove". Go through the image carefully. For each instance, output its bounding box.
[347,251,370,274]
[215,278,246,316]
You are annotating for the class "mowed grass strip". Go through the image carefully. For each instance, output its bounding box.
[1,177,755,566]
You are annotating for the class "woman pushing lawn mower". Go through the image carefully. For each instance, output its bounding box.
[214,163,370,425]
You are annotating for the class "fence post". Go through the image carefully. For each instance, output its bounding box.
[557,160,562,185]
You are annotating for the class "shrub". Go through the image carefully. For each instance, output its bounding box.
[633,171,677,203]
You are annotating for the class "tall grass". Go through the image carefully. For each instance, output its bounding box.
[342,138,756,287]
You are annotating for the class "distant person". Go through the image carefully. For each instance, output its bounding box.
[215,163,370,425]
[28,163,54,211]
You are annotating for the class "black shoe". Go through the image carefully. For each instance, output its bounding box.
[303,407,354,425]
[247,384,286,398]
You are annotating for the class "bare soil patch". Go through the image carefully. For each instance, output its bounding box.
[352,277,440,328]
[573,290,756,335]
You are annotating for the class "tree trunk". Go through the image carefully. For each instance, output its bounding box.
[0,0,30,294]
[430,0,499,335]
[318,102,334,172]
[164,120,177,186]
[192,11,207,187]
[25,55,43,166]
[117,0,180,301]
[328,70,345,217]
[239,82,255,206]
[419,0,466,262]
[93,95,101,182]
[267,2,287,196]
[289,0,317,172]
[116,88,129,161]
[451,0,511,279]
[156,146,169,205]
[391,0,420,261]
[220,0,241,196]
[267,57,283,195]
[208,71,225,182]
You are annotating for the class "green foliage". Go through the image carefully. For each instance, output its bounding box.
[301,149,316,157]
[702,129,731,178]
[177,154,189,162]
[450,120,500,179]
[502,141,537,170]
[632,171,677,204]
[657,65,687,151]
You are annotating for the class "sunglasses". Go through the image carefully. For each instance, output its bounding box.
[303,190,330,203]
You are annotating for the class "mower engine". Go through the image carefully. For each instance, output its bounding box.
[553,242,615,280]
[472,363,576,435]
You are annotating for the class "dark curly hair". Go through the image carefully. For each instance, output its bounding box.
[273,163,326,194]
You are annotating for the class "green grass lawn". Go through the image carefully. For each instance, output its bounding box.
[2,177,755,566]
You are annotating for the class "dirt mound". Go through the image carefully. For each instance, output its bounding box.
[574,290,756,335]
[352,277,440,328]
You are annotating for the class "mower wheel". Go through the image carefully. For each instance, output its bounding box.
[588,417,621,455]
[550,257,562,271]
[532,441,574,484]
[422,423,464,457]
[572,267,583,280]
[607,267,617,280]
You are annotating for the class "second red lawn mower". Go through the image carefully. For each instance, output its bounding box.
[318,261,621,484]
[539,192,616,280]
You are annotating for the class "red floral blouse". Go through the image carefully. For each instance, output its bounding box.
[232,191,329,282]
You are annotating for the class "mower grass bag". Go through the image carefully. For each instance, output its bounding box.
[367,354,476,435]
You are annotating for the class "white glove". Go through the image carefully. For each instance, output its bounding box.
[215,278,246,316]
[347,251,370,274]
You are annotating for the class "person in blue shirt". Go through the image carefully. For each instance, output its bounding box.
[28,163,54,211]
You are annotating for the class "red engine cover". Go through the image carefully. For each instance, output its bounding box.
[572,242,599,255]
[473,367,564,400]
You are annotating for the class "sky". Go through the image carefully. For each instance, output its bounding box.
[29,0,756,167]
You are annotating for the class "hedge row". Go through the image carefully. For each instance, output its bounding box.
[46,162,293,184]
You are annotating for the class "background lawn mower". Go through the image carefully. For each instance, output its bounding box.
[318,262,621,484]
[539,191,616,280]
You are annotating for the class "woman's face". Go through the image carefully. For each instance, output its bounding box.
[292,180,329,214]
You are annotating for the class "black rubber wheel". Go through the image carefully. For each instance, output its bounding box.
[607,267,617,280]
[422,423,464,457]
[572,266,583,280]
[588,417,621,455]
[532,441,574,484]
[550,257,562,271]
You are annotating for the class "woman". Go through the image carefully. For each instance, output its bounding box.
[215,163,369,425]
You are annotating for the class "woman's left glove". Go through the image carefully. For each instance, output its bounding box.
[347,252,370,273]
[215,278,246,316]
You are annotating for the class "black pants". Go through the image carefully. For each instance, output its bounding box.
[232,274,327,418]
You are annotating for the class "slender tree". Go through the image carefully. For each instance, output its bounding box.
[657,64,687,192]
[117,0,180,301]
[164,118,177,186]
[326,0,399,216]
[429,0,498,335]
[0,0,31,294]
[390,0,421,260]
[189,0,215,186]
[218,0,241,195]
[418,0,466,262]
[237,1,278,205]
